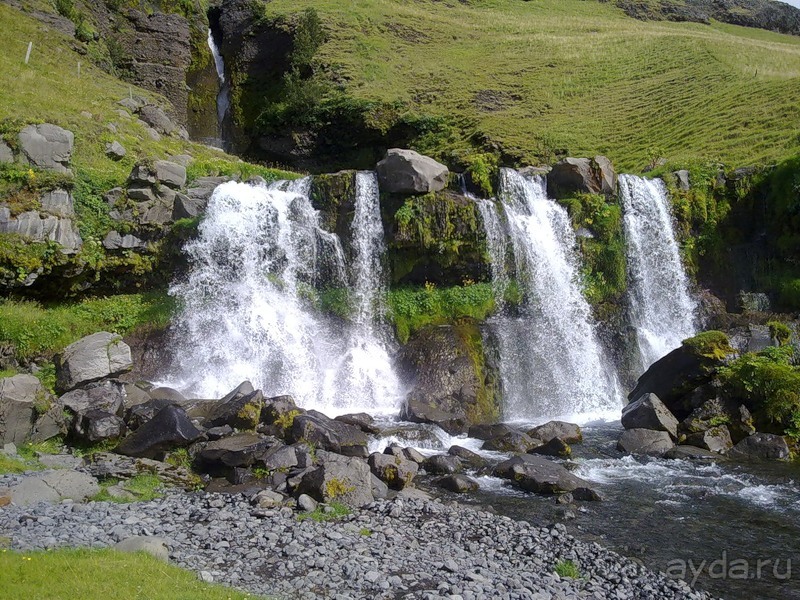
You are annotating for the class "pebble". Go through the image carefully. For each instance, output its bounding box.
[0,488,718,600]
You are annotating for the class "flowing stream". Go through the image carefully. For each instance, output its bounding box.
[206,28,231,147]
[619,175,697,371]
[482,169,623,421]
[167,176,400,415]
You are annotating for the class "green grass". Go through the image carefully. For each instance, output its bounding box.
[0,291,175,360]
[554,559,581,579]
[297,501,351,522]
[253,0,800,170]
[17,438,64,461]
[0,453,31,474]
[91,474,164,503]
[0,548,261,600]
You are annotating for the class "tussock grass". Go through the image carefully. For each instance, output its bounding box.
[0,548,262,600]
[257,0,800,170]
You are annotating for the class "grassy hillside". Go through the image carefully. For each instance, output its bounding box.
[252,0,800,171]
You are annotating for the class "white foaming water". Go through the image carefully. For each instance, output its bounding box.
[167,178,401,416]
[206,29,230,131]
[576,456,800,513]
[475,198,509,301]
[619,175,697,371]
[487,169,623,419]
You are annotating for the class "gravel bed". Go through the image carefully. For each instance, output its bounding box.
[0,487,720,600]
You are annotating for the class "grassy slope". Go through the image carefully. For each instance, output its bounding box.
[258,0,800,171]
[0,548,261,600]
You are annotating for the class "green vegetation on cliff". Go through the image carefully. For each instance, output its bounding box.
[246,0,800,171]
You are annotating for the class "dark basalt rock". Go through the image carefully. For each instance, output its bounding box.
[335,412,380,434]
[289,410,369,457]
[73,410,126,443]
[447,445,487,470]
[482,431,541,454]
[684,425,733,454]
[368,452,419,490]
[199,433,275,469]
[423,454,463,475]
[116,405,203,460]
[621,393,679,439]
[493,454,602,501]
[727,433,790,461]
[526,421,583,445]
[530,437,572,458]
[617,428,674,457]
[436,474,480,494]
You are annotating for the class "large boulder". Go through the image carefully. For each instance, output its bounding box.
[17,124,73,173]
[436,474,479,494]
[198,433,275,469]
[367,452,418,490]
[678,398,755,443]
[376,149,449,194]
[60,380,126,418]
[72,410,126,443]
[530,437,572,458]
[296,450,374,507]
[627,331,736,419]
[10,470,99,506]
[153,160,187,189]
[617,428,674,456]
[621,393,679,439]
[727,433,790,461]
[546,156,616,198]
[423,454,462,475]
[447,445,487,470]
[684,425,733,454]
[493,454,602,500]
[206,387,263,431]
[56,333,133,393]
[289,410,369,457]
[398,322,499,434]
[0,374,46,445]
[116,405,202,460]
[138,105,178,136]
[482,431,541,453]
[526,421,583,444]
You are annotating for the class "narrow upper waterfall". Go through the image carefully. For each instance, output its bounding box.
[475,198,509,302]
[167,177,401,415]
[485,169,622,421]
[619,175,697,371]
[206,28,230,140]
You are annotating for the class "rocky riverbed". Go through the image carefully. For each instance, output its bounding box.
[0,484,715,600]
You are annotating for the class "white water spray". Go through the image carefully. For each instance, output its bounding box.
[206,29,230,137]
[167,177,400,415]
[486,169,623,420]
[619,175,697,371]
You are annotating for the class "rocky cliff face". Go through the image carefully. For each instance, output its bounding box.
[613,0,800,36]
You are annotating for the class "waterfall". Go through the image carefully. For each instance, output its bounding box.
[619,175,697,372]
[485,169,622,421]
[206,28,230,142]
[167,177,400,415]
[475,199,509,302]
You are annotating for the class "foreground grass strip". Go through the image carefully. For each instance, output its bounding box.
[0,548,262,600]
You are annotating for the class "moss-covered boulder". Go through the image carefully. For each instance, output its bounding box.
[628,331,736,420]
[397,318,500,433]
[384,190,489,286]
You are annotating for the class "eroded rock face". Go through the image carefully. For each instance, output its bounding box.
[289,411,368,457]
[398,321,499,434]
[17,124,73,173]
[56,333,133,393]
[368,452,419,490]
[116,405,202,460]
[297,450,374,507]
[0,208,82,254]
[376,149,449,194]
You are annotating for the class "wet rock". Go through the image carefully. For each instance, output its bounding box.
[423,454,462,475]
[401,447,426,464]
[376,148,448,194]
[368,452,419,490]
[400,398,467,436]
[628,331,735,419]
[207,387,263,431]
[546,156,616,198]
[679,398,755,443]
[664,446,727,461]
[334,413,380,434]
[526,421,583,444]
[289,410,368,457]
[617,429,674,456]
[494,454,602,500]
[436,474,479,493]
[55,333,133,393]
[468,423,520,441]
[116,405,202,459]
[199,433,274,469]
[684,425,733,453]
[296,450,374,507]
[622,393,679,439]
[18,124,73,173]
[447,445,487,469]
[482,431,540,454]
[72,410,126,443]
[531,437,572,458]
[727,433,790,461]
